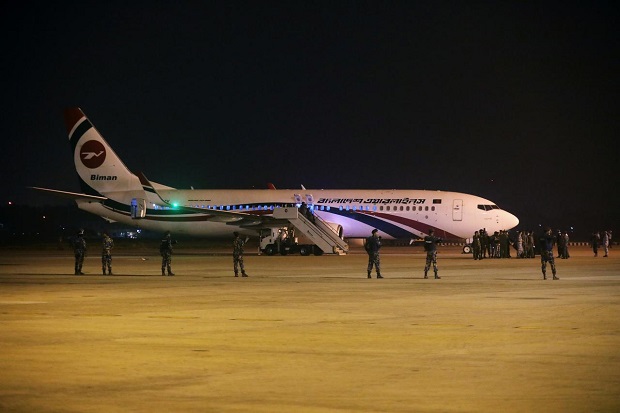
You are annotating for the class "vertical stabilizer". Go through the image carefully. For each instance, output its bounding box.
[65,108,141,197]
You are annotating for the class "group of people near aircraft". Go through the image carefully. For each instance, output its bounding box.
[69,226,612,281]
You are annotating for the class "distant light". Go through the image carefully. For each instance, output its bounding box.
[8,201,12,205]
[42,216,46,219]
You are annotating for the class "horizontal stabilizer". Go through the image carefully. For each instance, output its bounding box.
[29,187,107,202]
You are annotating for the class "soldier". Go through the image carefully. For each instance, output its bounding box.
[472,231,482,260]
[490,231,500,258]
[590,231,600,257]
[560,231,570,259]
[423,229,442,279]
[480,228,489,258]
[515,231,524,258]
[365,229,382,278]
[556,230,564,258]
[539,228,559,280]
[603,230,610,257]
[159,231,176,276]
[101,231,114,275]
[499,230,509,258]
[73,229,87,275]
[527,231,536,258]
[233,231,249,277]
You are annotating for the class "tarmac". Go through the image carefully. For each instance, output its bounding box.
[0,244,618,413]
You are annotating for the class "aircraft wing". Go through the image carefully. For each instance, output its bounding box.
[173,205,289,228]
[29,187,108,202]
[136,172,288,229]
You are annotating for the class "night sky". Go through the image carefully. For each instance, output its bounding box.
[2,1,618,238]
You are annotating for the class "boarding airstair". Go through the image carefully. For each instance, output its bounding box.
[273,207,349,255]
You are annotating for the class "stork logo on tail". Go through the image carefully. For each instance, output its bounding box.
[80,140,106,168]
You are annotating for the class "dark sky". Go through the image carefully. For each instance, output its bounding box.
[2,1,618,237]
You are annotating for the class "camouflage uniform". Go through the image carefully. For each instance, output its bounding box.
[472,231,482,260]
[423,230,442,279]
[591,232,600,257]
[560,232,570,259]
[603,231,610,257]
[365,229,382,278]
[526,232,536,258]
[73,231,87,275]
[515,231,524,258]
[539,229,559,280]
[233,232,248,277]
[101,233,114,275]
[160,231,175,276]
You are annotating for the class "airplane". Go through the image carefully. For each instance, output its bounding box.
[32,108,519,254]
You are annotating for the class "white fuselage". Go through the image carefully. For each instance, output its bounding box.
[79,188,519,240]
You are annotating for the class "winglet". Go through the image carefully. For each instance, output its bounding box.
[136,171,169,205]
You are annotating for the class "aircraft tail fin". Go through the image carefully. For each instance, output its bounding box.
[65,108,142,198]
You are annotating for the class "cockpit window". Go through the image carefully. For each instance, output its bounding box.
[477,204,499,211]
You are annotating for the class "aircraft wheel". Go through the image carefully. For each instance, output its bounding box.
[264,244,277,256]
[299,245,311,256]
[462,244,472,254]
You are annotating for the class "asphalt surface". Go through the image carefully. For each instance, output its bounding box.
[0,245,618,413]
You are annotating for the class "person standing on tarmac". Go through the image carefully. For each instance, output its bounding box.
[101,231,114,275]
[590,231,600,257]
[160,231,176,276]
[73,229,87,275]
[233,231,249,277]
[560,231,570,259]
[539,228,559,280]
[603,230,610,257]
[472,231,482,260]
[423,229,442,279]
[365,229,383,278]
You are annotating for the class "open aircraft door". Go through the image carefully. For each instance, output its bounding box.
[131,198,146,219]
[452,199,463,221]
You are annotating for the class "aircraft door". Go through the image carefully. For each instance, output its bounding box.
[131,198,146,219]
[452,199,463,221]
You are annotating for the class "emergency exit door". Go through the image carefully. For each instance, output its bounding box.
[452,199,463,221]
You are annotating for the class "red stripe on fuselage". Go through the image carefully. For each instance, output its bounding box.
[367,212,460,238]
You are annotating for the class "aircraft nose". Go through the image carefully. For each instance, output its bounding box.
[504,211,519,229]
